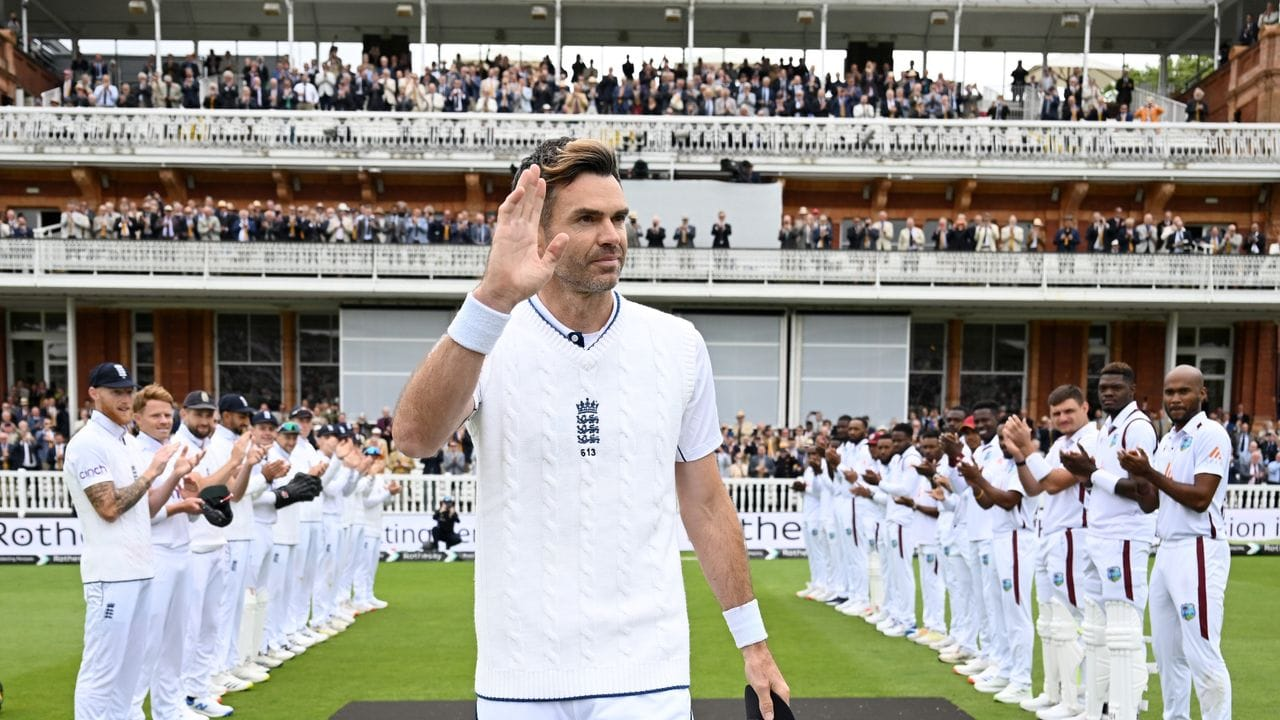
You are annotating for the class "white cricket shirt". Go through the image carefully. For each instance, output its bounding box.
[1038,423,1098,536]
[1088,401,1158,541]
[1152,411,1231,541]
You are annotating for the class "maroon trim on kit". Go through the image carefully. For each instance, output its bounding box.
[1079,485,1088,528]
[1122,540,1134,601]
[1012,531,1022,605]
[852,500,858,546]
[1196,537,1210,641]
[898,525,905,559]
[1065,529,1078,608]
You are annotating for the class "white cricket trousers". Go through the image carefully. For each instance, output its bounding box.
[132,546,192,720]
[265,543,296,651]
[992,528,1034,687]
[827,499,857,598]
[966,538,1003,666]
[845,501,870,606]
[216,539,252,671]
[801,510,828,589]
[76,578,152,720]
[941,538,973,652]
[338,524,361,606]
[354,524,378,602]
[917,542,946,633]
[1150,536,1232,720]
[314,516,341,622]
[882,520,916,628]
[182,547,226,698]
[290,521,323,632]
[477,687,692,719]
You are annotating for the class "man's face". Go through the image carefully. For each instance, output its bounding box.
[251,423,276,447]
[137,399,174,441]
[1097,373,1135,415]
[919,436,941,462]
[944,409,966,433]
[277,432,299,453]
[542,174,628,294]
[875,438,894,462]
[891,430,911,455]
[182,407,216,439]
[318,435,338,454]
[91,387,135,426]
[848,419,867,443]
[1163,374,1206,426]
[972,408,997,443]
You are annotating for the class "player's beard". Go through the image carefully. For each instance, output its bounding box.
[555,251,625,293]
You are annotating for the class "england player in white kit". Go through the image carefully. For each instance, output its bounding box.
[394,139,789,720]
[1061,363,1158,720]
[65,362,180,720]
[1003,385,1097,719]
[1117,366,1232,720]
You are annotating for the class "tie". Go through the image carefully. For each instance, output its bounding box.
[24,443,32,467]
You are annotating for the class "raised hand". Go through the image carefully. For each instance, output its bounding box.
[262,459,290,481]
[1060,449,1098,479]
[861,468,881,486]
[309,461,328,476]
[958,461,984,484]
[172,497,205,516]
[940,432,963,461]
[474,165,570,313]
[914,459,937,478]
[173,448,204,480]
[1117,448,1154,479]
[1002,415,1036,457]
[146,442,181,480]
[231,432,252,463]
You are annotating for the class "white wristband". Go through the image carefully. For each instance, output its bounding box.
[1026,453,1052,482]
[723,598,768,649]
[1092,469,1119,495]
[447,292,511,355]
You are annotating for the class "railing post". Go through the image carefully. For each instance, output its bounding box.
[17,470,27,519]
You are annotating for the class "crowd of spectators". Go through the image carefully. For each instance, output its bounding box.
[1,381,71,471]
[52,45,1211,123]
[778,206,1274,254]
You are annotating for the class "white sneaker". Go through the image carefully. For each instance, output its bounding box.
[882,623,910,638]
[266,647,296,662]
[1021,693,1057,712]
[283,641,308,655]
[182,708,210,720]
[312,623,339,637]
[215,672,253,693]
[289,632,317,647]
[974,676,1011,694]
[994,683,1033,704]
[187,696,234,718]
[953,657,987,675]
[839,603,868,616]
[972,666,1002,684]
[1037,703,1083,720]
[334,609,356,623]
[232,663,270,683]
[867,610,888,624]
[874,618,896,632]
[302,628,328,643]
[929,636,957,651]
[795,584,814,598]
[938,649,972,664]
[368,597,388,609]
[353,601,377,613]
[255,653,283,669]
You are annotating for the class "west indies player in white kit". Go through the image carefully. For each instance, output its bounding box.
[1118,365,1233,720]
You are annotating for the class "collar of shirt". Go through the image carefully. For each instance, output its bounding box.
[528,291,619,348]
[90,410,128,441]
[137,431,165,453]
[213,423,240,444]
[1170,411,1209,442]
[175,423,211,449]
[1104,401,1142,434]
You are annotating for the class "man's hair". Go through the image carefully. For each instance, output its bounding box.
[892,422,913,437]
[837,414,853,423]
[947,405,968,416]
[1099,361,1136,385]
[514,138,620,226]
[920,428,941,440]
[1047,384,1086,408]
[132,384,174,414]
[971,400,1001,416]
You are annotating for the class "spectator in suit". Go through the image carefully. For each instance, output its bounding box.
[931,217,950,251]
[624,213,640,248]
[260,210,286,241]
[229,209,258,242]
[1054,214,1080,253]
[1185,87,1210,122]
[645,216,666,248]
[9,432,41,471]
[1027,218,1047,252]
[778,215,800,249]
[987,95,1011,120]
[845,217,867,250]
[1039,87,1060,120]
[896,217,924,251]
[672,217,696,248]
[949,213,975,252]
[196,206,222,241]
[1087,211,1109,252]
[999,214,1025,252]
[871,211,894,251]
[710,211,732,249]
[1245,222,1268,254]
[1134,213,1159,253]
[404,207,429,243]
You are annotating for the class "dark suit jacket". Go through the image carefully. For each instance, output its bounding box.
[710,223,732,248]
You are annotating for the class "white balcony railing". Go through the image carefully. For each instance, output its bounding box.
[0,471,803,517]
[1,470,1274,519]
[2,240,1279,293]
[1,108,1278,177]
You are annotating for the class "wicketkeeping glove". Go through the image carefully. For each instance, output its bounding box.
[274,472,322,508]
[198,484,234,528]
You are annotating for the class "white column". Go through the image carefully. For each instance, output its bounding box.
[1165,311,1180,376]
[686,0,695,70]
[20,0,28,53]
[952,0,963,84]
[286,0,296,70]
[1082,6,1094,101]
[419,0,427,71]
[1212,1,1221,70]
[819,3,828,81]
[66,297,78,434]
[554,0,562,81]
[151,0,162,74]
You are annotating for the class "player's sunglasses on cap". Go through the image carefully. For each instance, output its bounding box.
[279,422,301,435]
[88,362,139,389]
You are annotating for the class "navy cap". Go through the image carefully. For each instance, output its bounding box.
[218,394,253,414]
[88,362,138,390]
[182,390,217,410]
[315,424,336,437]
[288,405,314,419]
[333,423,352,439]
[251,410,278,427]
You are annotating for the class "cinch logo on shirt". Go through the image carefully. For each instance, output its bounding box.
[1181,603,1197,621]
[79,465,107,480]
[981,554,990,566]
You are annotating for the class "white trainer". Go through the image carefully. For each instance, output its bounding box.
[368,597,389,609]
[289,632,317,647]
[1037,702,1083,719]
[266,647,296,662]
[953,658,987,675]
[938,649,972,664]
[839,603,867,616]
[215,672,253,693]
[187,696,234,718]
[993,683,1033,704]
[1020,693,1056,712]
[232,663,270,683]
[974,676,1011,694]
[795,584,814,598]
[283,641,308,655]
[254,653,283,669]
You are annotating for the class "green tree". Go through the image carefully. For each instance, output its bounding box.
[1129,54,1216,96]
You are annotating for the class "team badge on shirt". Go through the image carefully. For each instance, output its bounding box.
[981,554,990,566]
[1001,578,1013,592]
[1052,572,1065,587]
[924,553,936,564]
[1180,603,1197,621]
[576,398,600,446]
[1107,566,1123,582]
[1180,436,1194,451]
[943,546,951,557]
[1109,434,1119,448]
[889,538,899,549]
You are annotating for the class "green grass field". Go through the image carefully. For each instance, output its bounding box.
[0,557,1273,719]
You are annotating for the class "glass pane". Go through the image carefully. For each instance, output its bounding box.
[1200,358,1227,376]
[1204,380,1225,414]
[218,364,282,408]
[1176,354,1196,367]
[300,365,341,406]
[248,314,282,363]
[908,373,943,416]
[45,313,66,332]
[1198,327,1230,348]
[135,342,155,365]
[959,373,1024,414]
[135,312,153,334]
[299,313,335,331]
[136,364,155,386]
[46,341,67,363]
[993,324,1026,373]
[48,363,67,394]
[910,322,946,372]
[1177,327,1195,347]
[1087,351,1108,376]
[217,314,248,362]
[300,330,335,364]
[961,323,994,372]
[1086,377,1101,422]
[1088,323,1108,347]
[10,312,42,332]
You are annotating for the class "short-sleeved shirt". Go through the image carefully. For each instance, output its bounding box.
[1039,423,1099,535]
[64,411,153,583]
[1153,412,1230,541]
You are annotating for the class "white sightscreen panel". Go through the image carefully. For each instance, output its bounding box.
[340,308,451,420]
[620,180,783,249]
[678,312,782,426]
[798,314,909,428]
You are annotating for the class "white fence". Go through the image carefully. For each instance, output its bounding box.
[2,240,1279,292]
[2,469,1275,519]
[0,108,1277,176]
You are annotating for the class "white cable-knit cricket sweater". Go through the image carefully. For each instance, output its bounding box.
[468,295,702,701]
